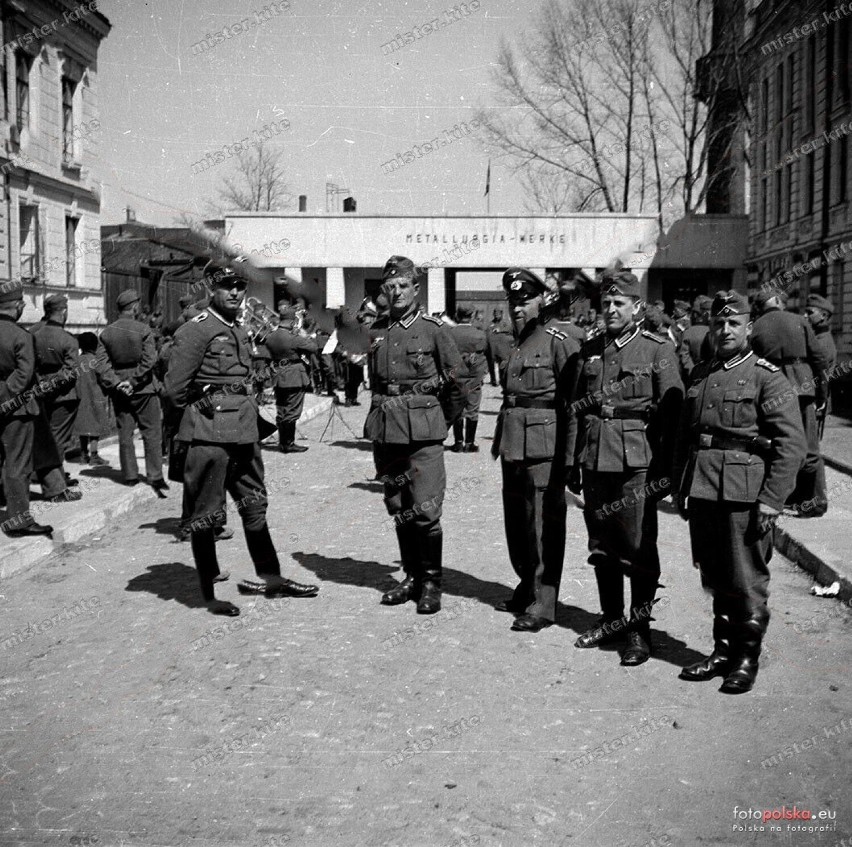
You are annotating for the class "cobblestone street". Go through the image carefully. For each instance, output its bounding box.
[1,388,850,847]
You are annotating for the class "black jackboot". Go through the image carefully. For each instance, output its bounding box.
[416,528,443,614]
[463,419,479,452]
[381,523,422,605]
[575,566,626,648]
[450,420,464,452]
[680,614,733,681]
[621,574,658,665]
[720,620,763,694]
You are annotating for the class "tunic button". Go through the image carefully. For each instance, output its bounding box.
[707,403,715,408]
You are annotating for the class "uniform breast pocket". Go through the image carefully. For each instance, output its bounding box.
[210,340,236,375]
[619,366,652,399]
[520,356,554,391]
[524,409,557,460]
[721,388,757,428]
[405,341,435,376]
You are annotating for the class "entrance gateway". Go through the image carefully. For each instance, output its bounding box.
[224,213,745,313]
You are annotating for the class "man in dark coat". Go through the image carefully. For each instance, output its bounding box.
[0,281,54,537]
[673,291,806,693]
[485,307,515,386]
[493,268,579,632]
[449,305,488,452]
[750,288,828,515]
[163,264,319,615]
[95,290,166,493]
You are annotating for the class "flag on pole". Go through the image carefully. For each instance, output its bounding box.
[484,160,491,196]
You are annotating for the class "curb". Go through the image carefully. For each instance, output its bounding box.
[823,454,852,477]
[1,397,335,581]
[775,524,852,604]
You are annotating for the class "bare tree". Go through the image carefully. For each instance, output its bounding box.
[477,0,737,225]
[214,140,293,213]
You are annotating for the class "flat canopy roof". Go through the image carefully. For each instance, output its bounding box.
[225,213,661,270]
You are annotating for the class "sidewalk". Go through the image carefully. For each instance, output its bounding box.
[0,393,333,580]
[774,414,852,602]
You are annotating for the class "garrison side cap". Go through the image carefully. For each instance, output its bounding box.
[382,255,416,281]
[711,290,750,317]
[807,293,834,315]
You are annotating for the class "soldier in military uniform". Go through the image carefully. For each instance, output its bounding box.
[485,307,515,387]
[546,274,588,345]
[32,294,80,461]
[493,268,579,632]
[263,306,317,453]
[805,294,837,515]
[95,290,167,493]
[571,271,683,665]
[449,305,488,452]
[750,289,828,515]
[366,256,465,614]
[678,295,713,381]
[163,264,319,616]
[0,281,53,537]
[673,291,806,693]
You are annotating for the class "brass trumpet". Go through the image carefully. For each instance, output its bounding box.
[242,296,279,344]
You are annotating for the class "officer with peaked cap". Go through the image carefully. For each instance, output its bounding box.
[95,289,167,493]
[493,267,579,631]
[570,270,683,664]
[0,281,54,537]
[750,287,829,515]
[673,291,806,693]
[366,255,465,614]
[164,262,319,615]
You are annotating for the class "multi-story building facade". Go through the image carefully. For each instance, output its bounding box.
[745,0,852,359]
[0,0,110,331]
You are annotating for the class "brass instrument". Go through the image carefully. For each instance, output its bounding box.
[242,296,279,345]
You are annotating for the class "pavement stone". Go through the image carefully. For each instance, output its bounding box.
[0,394,333,581]
[0,385,850,846]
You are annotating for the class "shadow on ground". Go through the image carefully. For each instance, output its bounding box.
[125,561,206,609]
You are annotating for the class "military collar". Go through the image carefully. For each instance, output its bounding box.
[390,309,420,329]
[207,306,236,328]
[718,349,753,370]
[0,314,16,322]
[612,325,640,349]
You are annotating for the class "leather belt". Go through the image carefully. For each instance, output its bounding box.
[503,397,555,409]
[587,404,648,421]
[694,431,772,454]
[189,382,250,399]
[376,382,437,396]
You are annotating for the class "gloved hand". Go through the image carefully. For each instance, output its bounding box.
[757,502,781,535]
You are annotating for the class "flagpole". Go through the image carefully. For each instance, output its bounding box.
[485,158,491,215]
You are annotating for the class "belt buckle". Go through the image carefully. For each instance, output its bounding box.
[699,433,713,448]
[387,385,401,396]
[600,404,614,419]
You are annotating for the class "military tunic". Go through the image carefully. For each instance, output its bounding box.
[485,323,515,385]
[493,323,579,621]
[678,324,712,381]
[672,350,806,629]
[96,316,163,484]
[32,320,80,456]
[364,307,464,578]
[0,315,40,530]
[450,322,488,422]
[164,306,281,600]
[572,325,683,620]
[262,327,318,428]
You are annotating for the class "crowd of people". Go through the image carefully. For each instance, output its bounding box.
[0,256,840,694]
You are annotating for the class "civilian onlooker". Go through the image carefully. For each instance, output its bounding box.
[74,332,110,466]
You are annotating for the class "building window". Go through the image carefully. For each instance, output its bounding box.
[19,204,40,281]
[836,16,851,105]
[785,165,793,222]
[774,170,782,226]
[761,77,769,136]
[805,152,815,215]
[786,53,795,115]
[65,216,79,287]
[839,136,849,203]
[15,51,31,129]
[761,176,768,230]
[806,36,816,131]
[775,63,784,125]
[62,77,76,162]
